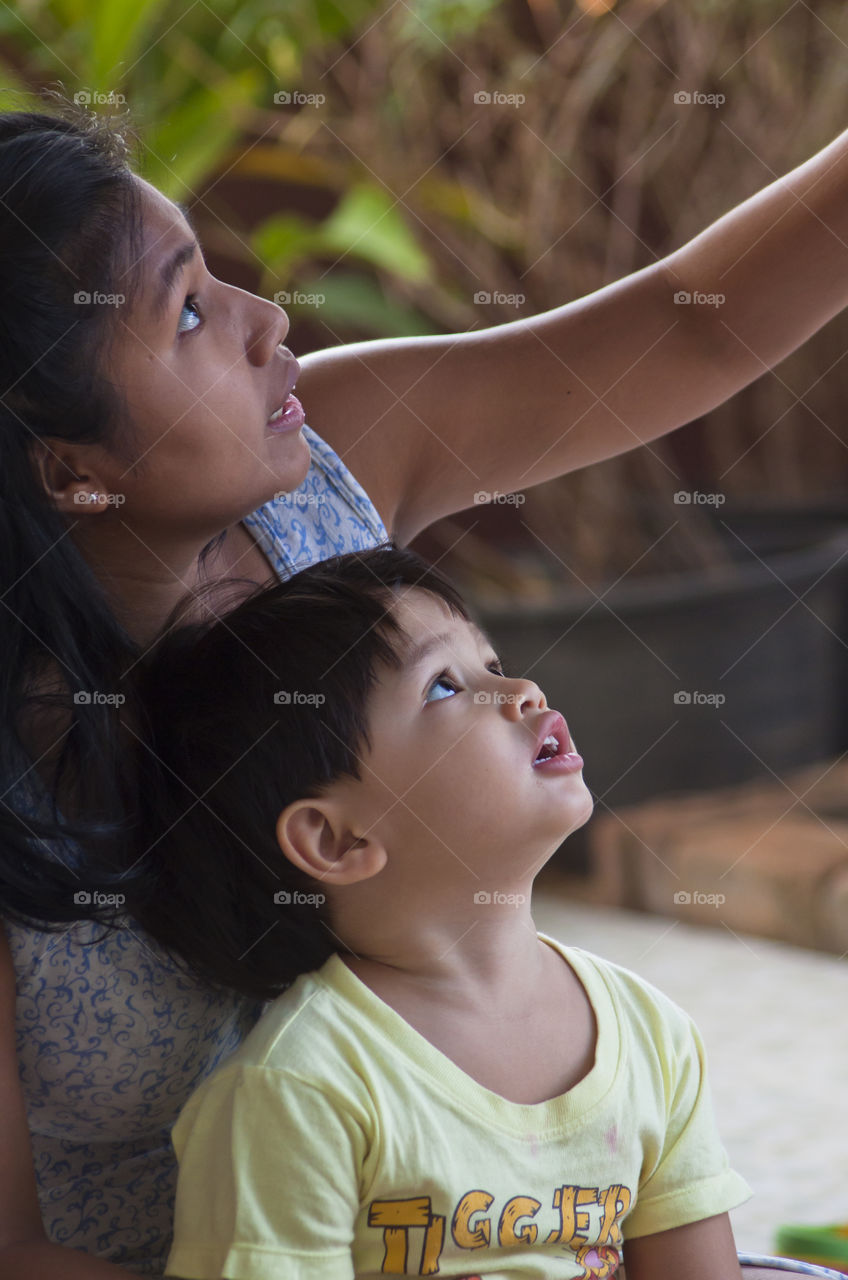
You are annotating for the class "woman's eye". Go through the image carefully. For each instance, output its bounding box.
[425,673,460,703]
[488,662,505,677]
[177,295,202,335]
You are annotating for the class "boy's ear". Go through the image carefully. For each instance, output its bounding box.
[275,799,387,887]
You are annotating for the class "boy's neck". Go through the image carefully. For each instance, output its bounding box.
[338,904,597,1106]
[340,900,548,1009]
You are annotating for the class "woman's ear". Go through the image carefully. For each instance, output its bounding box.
[31,439,113,514]
[276,799,387,887]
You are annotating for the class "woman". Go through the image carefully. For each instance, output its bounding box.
[1,101,847,1279]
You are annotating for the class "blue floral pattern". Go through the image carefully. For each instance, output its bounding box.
[6,425,388,1277]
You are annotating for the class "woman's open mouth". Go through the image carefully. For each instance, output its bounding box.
[267,392,305,434]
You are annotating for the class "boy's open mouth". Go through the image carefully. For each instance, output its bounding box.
[531,711,584,773]
[531,711,568,764]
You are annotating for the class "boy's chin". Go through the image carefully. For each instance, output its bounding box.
[548,785,595,844]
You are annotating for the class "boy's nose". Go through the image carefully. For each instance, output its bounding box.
[500,677,547,717]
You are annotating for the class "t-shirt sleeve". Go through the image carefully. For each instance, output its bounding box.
[165,1063,368,1280]
[622,992,751,1240]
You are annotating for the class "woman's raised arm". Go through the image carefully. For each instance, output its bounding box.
[297,124,848,544]
[0,927,143,1279]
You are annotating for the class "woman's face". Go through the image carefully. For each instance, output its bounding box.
[92,178,310,543]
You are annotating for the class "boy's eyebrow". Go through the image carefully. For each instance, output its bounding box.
[401,624,493,672]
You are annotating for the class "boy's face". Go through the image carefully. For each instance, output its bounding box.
[331,587,594,900]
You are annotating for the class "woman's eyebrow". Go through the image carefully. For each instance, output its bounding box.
[143,199,201,320]
[150,238,198,321]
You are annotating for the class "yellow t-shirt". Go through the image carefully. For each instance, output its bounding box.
[166,938,750,1280]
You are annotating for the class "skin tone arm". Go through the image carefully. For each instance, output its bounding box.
[622,1213,743,1280]
[0,927,143,1279]
[296,124,848,544]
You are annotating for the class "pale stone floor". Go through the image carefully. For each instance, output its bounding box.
[533,867,848,1257]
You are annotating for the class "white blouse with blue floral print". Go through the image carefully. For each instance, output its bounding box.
[5,425,389,1277]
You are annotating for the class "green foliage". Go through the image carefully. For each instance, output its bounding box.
[0,0,442,337]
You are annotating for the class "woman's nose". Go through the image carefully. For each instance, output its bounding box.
[243,290,290,364]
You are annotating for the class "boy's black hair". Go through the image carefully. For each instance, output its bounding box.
[131,545,471,1000]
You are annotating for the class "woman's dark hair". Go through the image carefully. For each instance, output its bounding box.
[131,545,470,1001]
[0,98,153,927]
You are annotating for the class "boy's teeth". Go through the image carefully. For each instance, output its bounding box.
[535,734,559,762]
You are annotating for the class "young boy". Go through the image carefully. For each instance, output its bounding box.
[134,546,750,1280]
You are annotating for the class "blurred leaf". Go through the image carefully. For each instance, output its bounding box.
[399,0,500,47]
[295,273,434,336]
[252,212,320,277]
[87,0,170,93]
[317,184,431,283]
[140,70,261,198]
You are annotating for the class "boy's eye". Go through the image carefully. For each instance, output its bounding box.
[425,673,460,703]
[177,294,202,335]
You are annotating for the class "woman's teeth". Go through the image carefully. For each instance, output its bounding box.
[268,404,285,422]
[535,734,559,763]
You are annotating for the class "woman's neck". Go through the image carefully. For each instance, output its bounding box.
[73,519,273,647]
